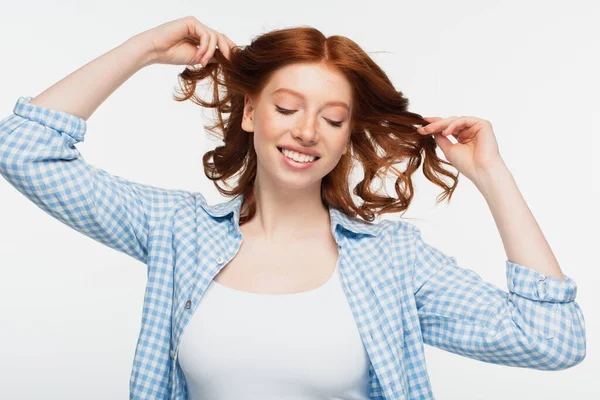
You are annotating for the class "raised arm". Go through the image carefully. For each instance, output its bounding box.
[0,17,237,264]
[0,96,193,264]
[27,32,154,120]
[402,222,586,370]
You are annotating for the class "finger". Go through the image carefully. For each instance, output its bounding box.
[196,30,210,56]
[416,116,458,135]
[424,116,461,133]
[443,120,463,136]
[201,32,219,65]
[222,34,239,54]
[215,33,230,61]
[442,116,479,136]
[187,20,209,48]
[432,132,454,153]
[417,117,442,135]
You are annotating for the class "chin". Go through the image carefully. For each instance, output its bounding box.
[275,175,322,191]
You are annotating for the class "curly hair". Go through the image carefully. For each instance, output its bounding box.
[172,25,459,226]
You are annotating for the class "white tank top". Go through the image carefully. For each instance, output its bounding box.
[178,257,371,400]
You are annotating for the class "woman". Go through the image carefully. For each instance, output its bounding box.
[0,16,585,400]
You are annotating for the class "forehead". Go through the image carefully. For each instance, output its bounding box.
[265,62,352,103]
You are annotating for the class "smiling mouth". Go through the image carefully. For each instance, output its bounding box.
[276,146,321,160]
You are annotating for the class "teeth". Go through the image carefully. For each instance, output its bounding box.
[281,148,317,163]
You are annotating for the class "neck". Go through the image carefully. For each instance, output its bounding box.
[246,176,330,241]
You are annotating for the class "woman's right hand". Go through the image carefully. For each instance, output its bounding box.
[134,16,238,67]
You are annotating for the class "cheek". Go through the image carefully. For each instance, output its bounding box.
[253,112,283,142]
[335,134,350,152]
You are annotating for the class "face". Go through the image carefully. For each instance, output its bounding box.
[241,62,353,191]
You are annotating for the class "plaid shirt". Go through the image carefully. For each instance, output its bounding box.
[0,96,586,399]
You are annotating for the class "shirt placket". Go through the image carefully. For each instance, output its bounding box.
[170,232,243,398]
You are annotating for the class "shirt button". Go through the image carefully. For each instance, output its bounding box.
[537,275,547,294]
[216,256,224,264]
[185,300,192,309]
[170,349,176,359]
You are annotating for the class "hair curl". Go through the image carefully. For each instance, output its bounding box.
[173,25,459,226]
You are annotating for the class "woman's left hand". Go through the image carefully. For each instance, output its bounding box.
[416,116,506,184]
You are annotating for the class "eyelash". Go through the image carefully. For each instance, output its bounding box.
[275,106,344,128]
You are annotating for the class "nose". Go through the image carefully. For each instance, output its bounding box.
[291,113,319,144]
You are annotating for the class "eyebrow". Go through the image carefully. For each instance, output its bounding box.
[271,87,350,111]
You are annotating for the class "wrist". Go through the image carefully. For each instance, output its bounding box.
[124,34,158,69]
[474,159,514,197]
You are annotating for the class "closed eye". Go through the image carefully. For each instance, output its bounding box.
[275,106,344,128]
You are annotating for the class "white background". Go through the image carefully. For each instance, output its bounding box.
[0,0,597,398]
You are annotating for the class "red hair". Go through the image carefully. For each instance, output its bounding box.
[173,26,459,225]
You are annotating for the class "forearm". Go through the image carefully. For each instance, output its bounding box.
[29,35,155,121]
[474,160,567,281]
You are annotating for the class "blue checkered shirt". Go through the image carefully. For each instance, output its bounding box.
[0,96,586,399]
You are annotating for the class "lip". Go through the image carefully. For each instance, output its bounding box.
[277,145,320,158]
[277,146,319,170]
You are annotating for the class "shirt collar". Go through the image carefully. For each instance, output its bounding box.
[198,193,379,238]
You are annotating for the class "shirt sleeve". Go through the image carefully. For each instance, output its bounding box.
[405,222,586,370]
[0,96,193,264]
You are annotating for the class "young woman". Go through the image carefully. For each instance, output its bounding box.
[0,16,585,400]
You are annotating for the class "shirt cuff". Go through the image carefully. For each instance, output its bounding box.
[13,96,87,143]
[506,260,578,303]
